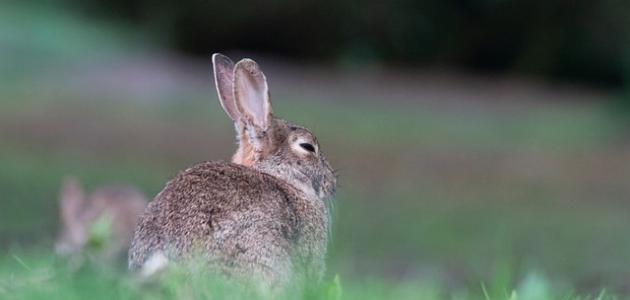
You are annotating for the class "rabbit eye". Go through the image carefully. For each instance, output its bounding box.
[299,143,316,152]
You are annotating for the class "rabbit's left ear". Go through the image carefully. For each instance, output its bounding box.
[59,177,85,228]
[233,58,272,130]
[212,53,241,121]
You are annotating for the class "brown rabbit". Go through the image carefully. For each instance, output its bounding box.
[56,177,148,262]
[128,54,337,287]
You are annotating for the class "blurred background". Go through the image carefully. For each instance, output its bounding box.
[2,0,630,297]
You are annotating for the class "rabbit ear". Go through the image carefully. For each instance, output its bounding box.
[212,53,240,121]
[233,58,273,130]
[59,177,85,228]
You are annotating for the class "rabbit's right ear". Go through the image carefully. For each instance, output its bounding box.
[212,53,240,121]
[233,58,272,130]
[59,177,85,228]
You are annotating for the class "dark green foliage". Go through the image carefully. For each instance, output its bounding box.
[38,0,630,87]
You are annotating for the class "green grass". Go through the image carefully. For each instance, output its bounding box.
[0,252,620,300]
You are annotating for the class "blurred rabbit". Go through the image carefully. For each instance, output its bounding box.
[129,54,337,288]
[56,177,148,262]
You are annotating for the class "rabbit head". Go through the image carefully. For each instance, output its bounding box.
[56,177,88,256]
[213,54,336,200]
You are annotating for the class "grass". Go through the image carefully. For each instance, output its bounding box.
[0,252,621,300]
[2,2,630,299]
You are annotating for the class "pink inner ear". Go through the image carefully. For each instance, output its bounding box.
[213,54,240,121]
[234,59,271,129]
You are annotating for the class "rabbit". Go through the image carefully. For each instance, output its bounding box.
[128,54,337,288]
[56,177,148,263]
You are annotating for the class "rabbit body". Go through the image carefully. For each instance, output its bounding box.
[129,161,328,284]
[56,179,148,261]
